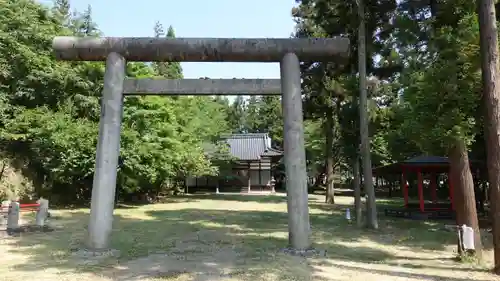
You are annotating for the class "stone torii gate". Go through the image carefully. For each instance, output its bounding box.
[52,36,350,252]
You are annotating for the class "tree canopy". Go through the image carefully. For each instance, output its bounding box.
[0,0,234,203]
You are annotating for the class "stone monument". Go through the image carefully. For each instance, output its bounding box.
[6,201,19,232]
[35,198,49,227]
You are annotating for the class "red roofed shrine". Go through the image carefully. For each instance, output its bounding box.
[372,155,483,219]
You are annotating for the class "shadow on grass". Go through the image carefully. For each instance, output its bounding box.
[312,261,488,281]
[308,201,458,251]
[181,193,289,203]
[1,194,494,281]
[180,193,326,204]
[382,260,490,273]
[310,199,493,253]
[115,197,199,209]
[4,211,392,280]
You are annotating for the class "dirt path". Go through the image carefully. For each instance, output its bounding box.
[107,230,241,281]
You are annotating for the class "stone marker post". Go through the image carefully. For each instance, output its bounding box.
[1,200,10,226]
[35,198,49,227]
[7,201,20,231]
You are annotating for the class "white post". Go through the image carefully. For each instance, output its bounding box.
[1,200,10,226]
[461,224,475,250]
[35,198,49,227]
[7,201,20,231]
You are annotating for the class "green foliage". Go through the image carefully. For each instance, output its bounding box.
[304,119,326,173]
[399,12,481,154]
[226,96,283,148]
[292,0,483,176]
[153,21,183,78]
[1,0,487,206]
[293,0,403,179]
[0,0,232,203]
[227,96,247,134]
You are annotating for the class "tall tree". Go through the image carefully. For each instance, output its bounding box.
[245,96,260,131]
[293,0,398,207]
[71,5,99,36]
[399,11,483,258]
[153,20,164,37]
[164,26,183,78]
[304,119,326,177]
[353,154,362,227]
[153,22,183,78]
[227,96,247,133]
[324,107,336,204]
[51,0,70,27]
[257,96,283,147]
[357,0,378,229]
[240,96,284,147]
[477,0,500,272]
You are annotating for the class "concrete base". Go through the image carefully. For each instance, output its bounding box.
[279,247,327,257]
[70,248,121,265]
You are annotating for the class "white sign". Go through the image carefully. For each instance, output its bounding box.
[461,224,475,250]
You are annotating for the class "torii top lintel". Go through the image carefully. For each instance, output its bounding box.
[52,37,350,62]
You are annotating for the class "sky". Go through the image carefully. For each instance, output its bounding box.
[41,0,298,79]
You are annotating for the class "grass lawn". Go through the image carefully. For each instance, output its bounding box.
[0,193,496,281]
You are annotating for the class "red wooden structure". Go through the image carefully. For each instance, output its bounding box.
[0,203,40,213]
[372,155,481,213]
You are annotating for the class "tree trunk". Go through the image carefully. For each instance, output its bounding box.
[357,0,377,229]
[449,139,483,259]
[325,109,335,204]
[0,161,5,183]
[478,0,500,273]
[353,155,363,227]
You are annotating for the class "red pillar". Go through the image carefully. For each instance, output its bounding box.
[430,172,437,203]
[448,172,455,210]
[417,169,425,212]
[402,169,408,207]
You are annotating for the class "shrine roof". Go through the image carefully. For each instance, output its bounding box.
[372,155,483,175]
